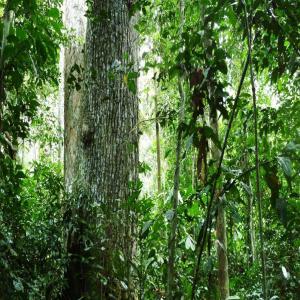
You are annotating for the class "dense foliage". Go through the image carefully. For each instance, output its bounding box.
[0,0,64,298]
[0,0,299,299]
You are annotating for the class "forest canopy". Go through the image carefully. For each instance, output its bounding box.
[0,0,299,299]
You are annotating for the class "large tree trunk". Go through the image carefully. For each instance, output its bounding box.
[63,0,87,298]
[64,0,86,190]
[64,0,138,299]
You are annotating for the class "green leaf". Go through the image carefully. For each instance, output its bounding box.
[138,161,151,174]
[141,220,153,238]
[281,266,291,280]
[240,92,252,99]
[185,235,195,251]
[13,279,24,292]
[185,134,194,152]
[278,156,292,177]
[120,281,128,290]
[285,142,300,152]
[47,8,60,19]
[240,182,252,196]
[188,202,199,217]
[203,126,221,150]
[165,209,174,221]
[128,80,137,94]
[216,59,228,74]
[16,28,26,41]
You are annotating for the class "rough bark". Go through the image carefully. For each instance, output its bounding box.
[64,0,139,299]
[63,0,87,298]
[64,0,86,190]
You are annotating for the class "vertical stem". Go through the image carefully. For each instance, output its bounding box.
[216,204,229,299]
[244,3,267,299]
[247,178,256,264]
[207,220,214,300]
[167,2,185,298]
[191,50,250,300]
[154,86,162,193]
[210,109,229,300]
[242,137,256,264]
[0,5,13,132]
[167,76,185,300]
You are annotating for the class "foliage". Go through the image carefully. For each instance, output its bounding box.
[0,0,299,299]
[0,158,64,299]
[0,0,65,298]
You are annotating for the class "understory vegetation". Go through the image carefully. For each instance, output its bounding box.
[0,0,299,299]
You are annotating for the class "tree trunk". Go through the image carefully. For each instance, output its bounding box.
[210,109,229,300]
[64,0,138,299]
[63,0,87,298]
[154,87,162,193]
[241,133,256,265]
[246,177,256,264]
[167,78,185,300]
[64,0,86,190]
[167,1,185,298]
[216,204,229,300]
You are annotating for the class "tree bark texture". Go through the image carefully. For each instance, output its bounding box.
[64,0,138,299]
[64,0,86,190]
[63,0,87,298]
[69,1,138,299]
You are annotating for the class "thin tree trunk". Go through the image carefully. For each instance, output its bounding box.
[242,123,256,266]
[167,78,185,300]
[192,149,196,189]
[199,0,229,296]
[167,1,185,298]
[242,145,256,264]
[244,4,267,297]
[248,180,256,264]
[216,205,229,300]
[207,223,215,300]
[210,110,229,300]
[154,87,162,193]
